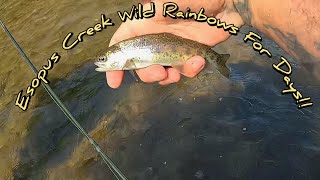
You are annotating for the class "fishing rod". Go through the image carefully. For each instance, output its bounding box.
[0,19,127,180]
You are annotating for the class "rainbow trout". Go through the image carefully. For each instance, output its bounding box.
[95,33,230,78]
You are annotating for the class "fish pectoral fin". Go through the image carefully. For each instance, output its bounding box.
[129,70,140,82]
[124,58,137,69]
[123,59,141,82]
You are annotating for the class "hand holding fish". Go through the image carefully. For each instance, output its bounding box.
[100,0,320,88]
[104,0,244,88]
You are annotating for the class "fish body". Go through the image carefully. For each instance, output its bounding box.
[95,33,230,77]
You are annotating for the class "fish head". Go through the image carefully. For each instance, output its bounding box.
[94,49,127,72]
[94,53,109,72]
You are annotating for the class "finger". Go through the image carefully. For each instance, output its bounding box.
[216,7,245,28]
[106,70,124,89]
[175,56,206,78]
[109,22,135,46]
[135,65,167,83]
[159,68,181,85]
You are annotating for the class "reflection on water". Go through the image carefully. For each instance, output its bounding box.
[1,0,320,180]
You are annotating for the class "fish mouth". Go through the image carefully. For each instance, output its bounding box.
[95,55,108,72]
[94,61,107,72]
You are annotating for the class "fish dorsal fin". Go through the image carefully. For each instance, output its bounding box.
[217,54,230,65]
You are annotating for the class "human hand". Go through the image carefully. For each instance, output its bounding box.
[106,0,244,88]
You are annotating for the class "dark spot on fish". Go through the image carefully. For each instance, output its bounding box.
[196,49,202,55]
[172,46,177,52]
[210,55,216,61]
[153,46,162,53]
[185,47,191,54]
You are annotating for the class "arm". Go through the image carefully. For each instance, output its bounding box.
[234,0,320,74]
[106,0,320,89]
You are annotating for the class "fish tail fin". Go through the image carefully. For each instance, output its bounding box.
[217,54,230,66]
[206,49,231,78]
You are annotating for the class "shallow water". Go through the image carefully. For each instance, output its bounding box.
[1,0,320,180]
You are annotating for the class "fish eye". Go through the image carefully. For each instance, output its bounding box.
[97,56,106,61]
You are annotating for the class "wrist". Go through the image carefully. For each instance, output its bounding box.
[232,0,254,26]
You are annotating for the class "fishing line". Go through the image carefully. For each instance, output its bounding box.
[0,19,127,180]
